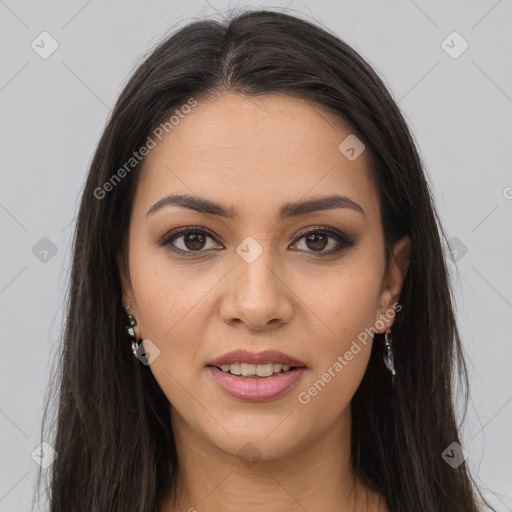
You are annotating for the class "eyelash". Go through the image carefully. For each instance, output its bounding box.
[157,225,356,257]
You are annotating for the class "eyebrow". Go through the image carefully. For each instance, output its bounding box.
[146,193,365,220]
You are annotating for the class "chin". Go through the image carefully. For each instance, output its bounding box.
[205,419,308,463]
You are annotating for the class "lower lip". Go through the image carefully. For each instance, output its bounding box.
[207,366,306,402]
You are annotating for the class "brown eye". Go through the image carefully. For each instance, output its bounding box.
[304,232,329,251]
[159,227,222,255]
[291,227,355,255]
[181,232,207,251]
[158,225,355,257]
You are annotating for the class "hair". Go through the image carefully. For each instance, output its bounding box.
[35,7,495,512]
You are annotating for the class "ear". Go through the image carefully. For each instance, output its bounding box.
[117,252,137,315]
[374,235,411,332]
[118,253,144,340]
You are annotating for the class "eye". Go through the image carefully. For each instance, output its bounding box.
[290,226,355,255]
[158,225,355,256]
[158,226,222,255]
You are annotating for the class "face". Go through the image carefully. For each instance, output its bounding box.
[119,92,410,462]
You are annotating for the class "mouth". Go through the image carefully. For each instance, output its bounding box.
[206,348,306,369]
[211,362,302,378]
[205,349,307,402]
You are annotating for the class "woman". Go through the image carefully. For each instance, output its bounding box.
[37,8,495,512]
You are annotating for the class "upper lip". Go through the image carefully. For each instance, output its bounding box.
[206,349,306,368]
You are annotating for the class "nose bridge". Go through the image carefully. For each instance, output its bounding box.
[235,234,280,303]
[221,234,293,329]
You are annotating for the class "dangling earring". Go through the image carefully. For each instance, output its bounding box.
[383,327,396,382]
[125,306,142,358]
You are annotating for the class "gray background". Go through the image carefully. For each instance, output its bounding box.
[1,0,511,510]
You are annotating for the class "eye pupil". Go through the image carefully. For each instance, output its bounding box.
[306,233,328,251]
[184,233,206,250]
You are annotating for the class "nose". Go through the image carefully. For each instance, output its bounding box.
[220,249,294,333]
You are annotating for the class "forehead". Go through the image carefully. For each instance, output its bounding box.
[134,92,379,224]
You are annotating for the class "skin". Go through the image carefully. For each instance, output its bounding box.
[118,92,411,511]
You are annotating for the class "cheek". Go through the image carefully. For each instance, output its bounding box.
[127,242,234,413]
[129,235,212,337]
[129,255,212,419]
[294,262,383,406]
[127,243,202,361]
[300,261,383,351]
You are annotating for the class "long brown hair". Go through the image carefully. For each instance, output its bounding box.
[36,8,495,511]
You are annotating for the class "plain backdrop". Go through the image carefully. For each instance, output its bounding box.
[0,0,511,510]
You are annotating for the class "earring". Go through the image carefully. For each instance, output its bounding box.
[125,306,142,357]
[383,327,396,380]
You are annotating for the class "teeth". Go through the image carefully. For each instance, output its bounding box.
[230,363,241,375]
[241,363,256,376]
[218,363,294,377]
[255,363,273,377]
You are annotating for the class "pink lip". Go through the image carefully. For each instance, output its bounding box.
[206,349,307,402]
[206,349,306,367]
[207,366,306,402]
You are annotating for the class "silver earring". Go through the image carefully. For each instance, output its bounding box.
[383,327,396,379]
[125,306,142,357]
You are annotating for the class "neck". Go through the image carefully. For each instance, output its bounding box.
[160,407,386,512]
